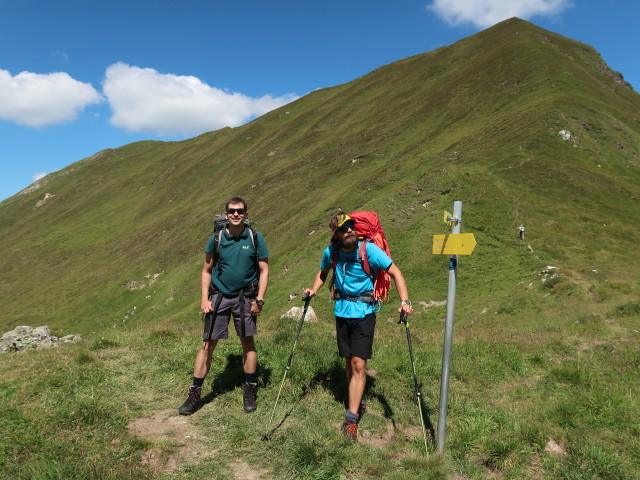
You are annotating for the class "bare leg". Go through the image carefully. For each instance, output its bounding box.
[239,336,257,374]
[345,356,367,414]
[193,340,218,379]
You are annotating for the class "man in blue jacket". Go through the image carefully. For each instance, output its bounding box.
[305,213,413,442]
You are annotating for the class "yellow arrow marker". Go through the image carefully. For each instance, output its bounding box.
[432,233,477,255]
[443,211,451,224]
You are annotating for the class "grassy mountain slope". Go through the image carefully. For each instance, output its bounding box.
[1,18,639,334]
[1,18,639,479]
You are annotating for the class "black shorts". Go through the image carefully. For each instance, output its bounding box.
[335,313,376,359]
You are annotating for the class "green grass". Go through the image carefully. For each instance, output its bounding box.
[1,17,640,480]
[1,282,639,479]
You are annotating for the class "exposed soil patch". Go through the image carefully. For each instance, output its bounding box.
[359,420,396,448]
[127,410,213,474]
[545,438,568,457]
[230,460,271,480]
[578,337,632,354]
[525,452,546,480]
[419,300,447,310]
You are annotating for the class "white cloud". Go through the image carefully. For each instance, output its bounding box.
[32,172,47,181]
[428,0,573,29]
[0,70,103,127]
[103,62,299,136]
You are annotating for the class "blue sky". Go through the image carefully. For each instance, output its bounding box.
[1,0,638,202]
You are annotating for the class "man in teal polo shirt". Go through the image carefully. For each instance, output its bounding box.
[305,212,413,442]
[178,197,269,415]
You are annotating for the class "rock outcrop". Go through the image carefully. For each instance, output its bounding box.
[0,325,82,353]
[280,306,318,322]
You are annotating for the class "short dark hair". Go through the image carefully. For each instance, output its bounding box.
[226,197,247,211]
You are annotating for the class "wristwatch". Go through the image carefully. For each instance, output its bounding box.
[401,300,412,307]
[255,299,265,307]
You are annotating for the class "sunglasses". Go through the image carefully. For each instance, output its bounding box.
[226,208,246,215]
[337,222,355,233]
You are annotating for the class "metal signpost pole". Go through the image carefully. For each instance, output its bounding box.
[437,200,462,453]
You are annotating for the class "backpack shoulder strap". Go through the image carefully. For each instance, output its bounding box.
[215,226,257,261]
[247,228,257,251]
[214,229,224,263]
[359,241,373,279]
[330,244,339,270]
[247,228,260,276]
[328,245,338,299]
[332,244,365,265]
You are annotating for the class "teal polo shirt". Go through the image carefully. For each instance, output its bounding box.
[205,227,269,295]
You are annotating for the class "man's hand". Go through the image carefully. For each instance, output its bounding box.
[201,298,213,313]
[251,300,263,315]
[398,300,413,316]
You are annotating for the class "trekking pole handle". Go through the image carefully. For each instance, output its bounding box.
[398,309,408,324]
[302,292,311,302]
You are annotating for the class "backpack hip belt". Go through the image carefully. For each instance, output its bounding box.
[210,281,259,299]
[334,290,375,304]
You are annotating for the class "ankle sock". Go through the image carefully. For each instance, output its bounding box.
[192,377,205,388]
[345,410,360,424]
[245,373,257,384]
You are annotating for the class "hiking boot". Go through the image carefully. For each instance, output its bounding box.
[178,386,201,415]
[341,420,358,443]
[242,382,258,413]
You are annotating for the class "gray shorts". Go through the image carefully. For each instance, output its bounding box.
[203,294,257,340]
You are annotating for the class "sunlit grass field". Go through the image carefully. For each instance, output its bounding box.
[2,271,639,479]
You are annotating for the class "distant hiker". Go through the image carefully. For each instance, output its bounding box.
[519,224,525,240]
[304,212,413,442]
[178,197,269,415]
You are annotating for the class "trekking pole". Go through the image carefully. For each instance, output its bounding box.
[262,293,311,441]
[399,309,430,455]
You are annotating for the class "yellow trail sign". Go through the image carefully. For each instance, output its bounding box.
[443,210,456,226]
[432,233,477,255]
